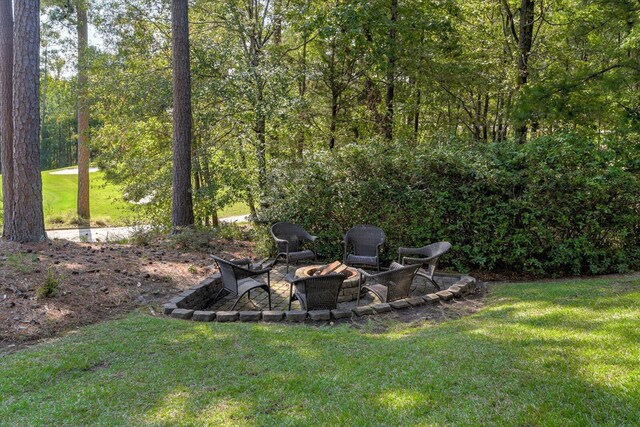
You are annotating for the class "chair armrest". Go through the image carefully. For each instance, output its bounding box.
[284,273,297,283]
[248,266,272,275]
[230,258,252,267]
[357,268,373,279]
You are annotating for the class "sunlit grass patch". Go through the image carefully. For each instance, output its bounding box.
[1,276,639,425]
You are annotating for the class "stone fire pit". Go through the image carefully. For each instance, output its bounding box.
[294,265,362,302]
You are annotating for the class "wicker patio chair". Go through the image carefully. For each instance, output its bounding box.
[271,222,318,273]
[285,273,346,311]
[357,262,421,305]
[212,255,272,310]
[397,241,451,291]
[342,225,386,272]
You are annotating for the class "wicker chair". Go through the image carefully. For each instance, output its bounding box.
[342,225,386,272]
[357,262,421,305]
[397,241,451,291]
[212,256,272,310]
[285,273,346,311]
[271,222,318,273]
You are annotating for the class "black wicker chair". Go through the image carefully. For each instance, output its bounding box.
[285,273,346,311]
[212,256,272,310]
[271,222,318,273]
[342,225,386,272]
[397,241,451,291]
[357,262,421,305]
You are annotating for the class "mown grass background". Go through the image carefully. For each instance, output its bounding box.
[1,276,638,425]
[0,167,249,228]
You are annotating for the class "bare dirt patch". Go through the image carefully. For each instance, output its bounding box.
[330,284,488,333]
[0,237,256,349]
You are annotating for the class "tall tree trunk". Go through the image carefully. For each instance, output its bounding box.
[296,38,307,157]
[255,116,267,192]
[200,149,218,226]
[171,0,194,228]
[328,40,337,149]
[329,92,338,149]
[383,0,398,141]
[10,0,45,242]
[0,0,14,238]
[192,142,204,225]
[76,1,90,221]
[254,75,268,207]
[239,144,256,218]
[40,43,48,170]
[515,0,534,144]
[413,86,421,142]
[273,0,282,45]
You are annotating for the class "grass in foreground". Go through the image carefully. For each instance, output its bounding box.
[1,277,639,425]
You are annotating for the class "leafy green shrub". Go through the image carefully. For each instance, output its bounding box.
[38,267,62,298]
[129,227,157,246]
[167,227,215,251]
[259,134,640,276]
[214,223,246,241]
[249,224,276,258]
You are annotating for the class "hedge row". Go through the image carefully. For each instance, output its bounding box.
[259,134,640,277]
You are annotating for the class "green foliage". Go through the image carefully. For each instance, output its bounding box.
[1,253,37,274]
[128,227,157,247]
[37,267,62,299]
[260,134,640,276]
[213,223,246,241]
[166,227,215,252]
[249,224,277,258]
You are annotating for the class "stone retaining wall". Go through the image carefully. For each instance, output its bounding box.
[162,274,223,314]
[163,274,478,323]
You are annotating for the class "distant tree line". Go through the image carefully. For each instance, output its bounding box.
[74,0,640,227]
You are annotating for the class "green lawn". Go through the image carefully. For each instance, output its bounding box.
[1,277,639,425]
[0,168,131,227]
[0,168,249,228]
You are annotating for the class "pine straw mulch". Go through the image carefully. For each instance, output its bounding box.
[0,237,257,350]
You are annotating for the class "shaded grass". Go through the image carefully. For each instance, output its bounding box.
[1,276,639,425]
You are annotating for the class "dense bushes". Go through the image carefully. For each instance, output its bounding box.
[259,135,640,276]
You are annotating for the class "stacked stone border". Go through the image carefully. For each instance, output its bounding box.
[163,273,478,323]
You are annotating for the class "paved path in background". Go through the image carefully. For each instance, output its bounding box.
[46,214,250,242]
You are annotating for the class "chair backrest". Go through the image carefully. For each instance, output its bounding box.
[271,222,311,252]
[294,274,346,311]
[422,241,452,259]
[402,242,451,278]
[212,256,240,295]
[344,225,386,257]
[368,263,420,302]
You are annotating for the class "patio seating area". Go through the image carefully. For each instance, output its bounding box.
[206,261,461,312]
[166,223,459,318]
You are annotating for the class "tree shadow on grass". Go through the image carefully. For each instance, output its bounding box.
[1,277,639,425]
